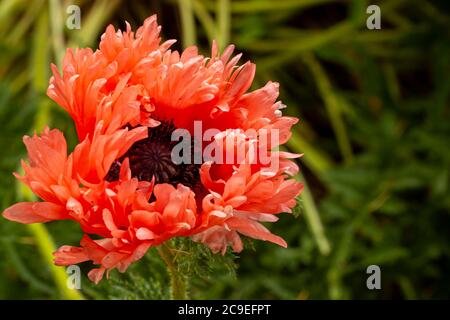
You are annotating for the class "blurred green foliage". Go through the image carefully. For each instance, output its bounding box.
[0,0,449,299]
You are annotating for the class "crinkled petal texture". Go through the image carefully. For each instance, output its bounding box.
[3,15,303,282]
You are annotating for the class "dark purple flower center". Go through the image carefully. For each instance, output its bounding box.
[106,121,204,195]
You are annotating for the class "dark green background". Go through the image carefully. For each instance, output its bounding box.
[0,0,449,299]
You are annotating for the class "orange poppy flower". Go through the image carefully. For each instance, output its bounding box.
[3,15,302,283]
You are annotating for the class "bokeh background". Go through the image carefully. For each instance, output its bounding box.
[0,0,449,299]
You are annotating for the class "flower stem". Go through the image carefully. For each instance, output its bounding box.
[157,244,188,300]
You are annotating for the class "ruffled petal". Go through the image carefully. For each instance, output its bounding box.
[3,202,66,224]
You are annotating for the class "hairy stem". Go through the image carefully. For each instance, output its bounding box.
[157,244,188,300]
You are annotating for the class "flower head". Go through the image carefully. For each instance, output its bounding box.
[3,15,302,283]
